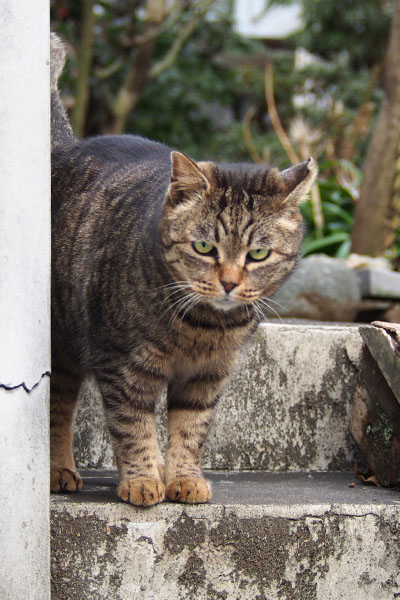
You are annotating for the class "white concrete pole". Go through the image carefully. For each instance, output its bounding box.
[0,2,50,599]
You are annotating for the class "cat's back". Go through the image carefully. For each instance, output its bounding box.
[52,134,173,207]
[76,134,171,169]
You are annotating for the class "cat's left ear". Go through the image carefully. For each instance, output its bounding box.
[281,157,318,205]
[168,151,210,203]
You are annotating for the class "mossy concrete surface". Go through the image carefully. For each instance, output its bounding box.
[74,322,365,472]
[51,471,400,600]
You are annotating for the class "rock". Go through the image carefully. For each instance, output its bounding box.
[269,254,361,321]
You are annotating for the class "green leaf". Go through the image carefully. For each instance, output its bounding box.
[335,239,352,258]
[322,201,354,226]
[301,232,350,256]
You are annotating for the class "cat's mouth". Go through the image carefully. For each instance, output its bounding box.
[207,295,245,312]
[190,283,254,312]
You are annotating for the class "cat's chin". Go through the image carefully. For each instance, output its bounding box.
[207,297,244,312]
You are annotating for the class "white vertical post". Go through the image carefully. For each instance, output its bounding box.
[0,2,50,599]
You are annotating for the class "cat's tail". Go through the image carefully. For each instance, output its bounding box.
[50,33,76,150]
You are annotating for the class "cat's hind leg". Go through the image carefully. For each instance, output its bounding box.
[50,365,83,492]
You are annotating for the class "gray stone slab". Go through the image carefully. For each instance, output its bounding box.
[51,471,400,600]
[357,267,400,299]
[74,322,365,472]
[269,254,362,321]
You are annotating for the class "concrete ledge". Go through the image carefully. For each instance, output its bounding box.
[51,471,400,600]
[74,322,365,471]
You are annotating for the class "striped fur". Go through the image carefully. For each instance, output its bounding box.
[50,35,317,505]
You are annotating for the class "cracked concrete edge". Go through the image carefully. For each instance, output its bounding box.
[0,371,51,394]
[50,499,400,522]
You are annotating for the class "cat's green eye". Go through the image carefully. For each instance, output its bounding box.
[247,248,271,262]
[193,241,215,255]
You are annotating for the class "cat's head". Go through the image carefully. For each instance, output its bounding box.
[159,152,317,312]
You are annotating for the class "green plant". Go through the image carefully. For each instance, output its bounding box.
[301,160,361,258]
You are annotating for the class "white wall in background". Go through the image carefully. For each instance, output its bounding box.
[234,0,302,39]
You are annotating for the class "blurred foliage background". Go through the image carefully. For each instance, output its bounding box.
[51,0,400,265]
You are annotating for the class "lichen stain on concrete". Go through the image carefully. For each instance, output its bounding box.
[51,504,400,599]
[51,511,126,600]
[163,511,207,555]
[210,514,294,594]
[178,554,207,593]
[207,511,399,600]
[206,583,229,600]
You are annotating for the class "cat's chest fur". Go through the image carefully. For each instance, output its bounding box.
[124,309,254,388]
[170,319,253,374]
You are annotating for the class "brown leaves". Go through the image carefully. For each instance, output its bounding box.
[354,464,381,487]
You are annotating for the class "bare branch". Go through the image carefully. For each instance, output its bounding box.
[128,0,186,46]
[150,0,216,79]
[264,61,300,166]
[106,0,167,133]
[242,106,264,164]
[106,0,216,133]
[95,58,124,81]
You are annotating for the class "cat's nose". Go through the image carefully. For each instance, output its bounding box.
[221,280,238,293]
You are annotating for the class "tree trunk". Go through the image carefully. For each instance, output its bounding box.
[71,0,95,138]
[351,0,400,257]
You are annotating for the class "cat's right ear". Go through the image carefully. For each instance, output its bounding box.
[168,151,210,204]
[280,157,318,205]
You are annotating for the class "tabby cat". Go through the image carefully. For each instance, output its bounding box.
[50,34,317,506]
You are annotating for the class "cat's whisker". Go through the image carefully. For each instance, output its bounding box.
[254,301,266,323]
[263,296,287,312]
[151,280,191,293]
[168,290,197,311]
[154,280,189,289]
[167,292,199,330]
[256,298,283,321]
[157,283,194,315]
[160,291,192,321]
[255,299,274,320]
[160,285,192,308]
[244,303,251,322]
[180,293,202,322]
[258,297,282,316]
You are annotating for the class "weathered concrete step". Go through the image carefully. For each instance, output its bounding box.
[74,322,378,472]
[51,470,400,600]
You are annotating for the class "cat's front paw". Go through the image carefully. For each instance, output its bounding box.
[50,467,83,492]
[117,477,165,507]
[166,477,212,504]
